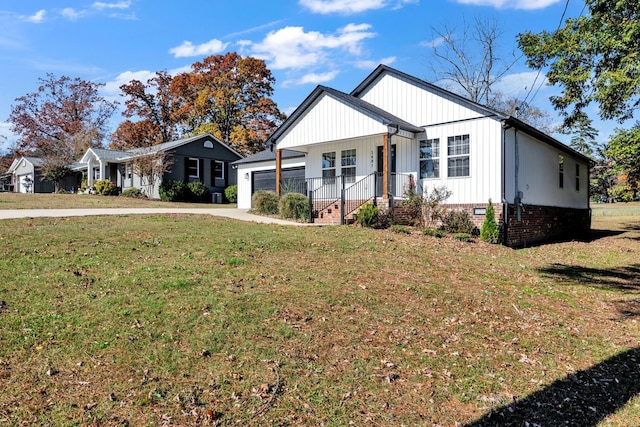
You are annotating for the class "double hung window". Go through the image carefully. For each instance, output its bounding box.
[420,139,440,179]
[447,134,470,177]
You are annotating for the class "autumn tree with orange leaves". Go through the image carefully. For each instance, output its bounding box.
[111,71,179,150]
[171,52,285,155]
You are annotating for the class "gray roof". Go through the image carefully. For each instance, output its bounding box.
[23,156,44,166]
[233,149,305,165]
[126,133,243,159]
[83,133,243,163]
[89,148,130,162]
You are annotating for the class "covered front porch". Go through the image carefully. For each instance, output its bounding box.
[275,129,419,224]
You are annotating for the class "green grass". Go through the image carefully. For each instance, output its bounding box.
[0,192,236,209]
[0,207,638,425]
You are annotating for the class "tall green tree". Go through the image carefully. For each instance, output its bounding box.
[567,115,598,157]
[518,1,640,130]
[606,123,640,200]
[590,142,617,202]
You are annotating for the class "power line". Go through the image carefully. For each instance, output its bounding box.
[519,0,572,111]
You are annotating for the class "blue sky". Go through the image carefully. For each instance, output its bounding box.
[0,0,605,154]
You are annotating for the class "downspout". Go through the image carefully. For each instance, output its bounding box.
[501,121,510,245]
[514,128,522,222]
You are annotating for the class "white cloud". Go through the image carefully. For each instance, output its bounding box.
[92,1,131,10]
[494,71,549,97]
[168,39,229,58]
[251,23,376,70]
[284,70,340,87]
[454,0,560,10]
[101,70,158,98]
[61,8,86,20]
[354,56,396,69]
[420,36,445,49]
[299,0,417,14]
[22,9,46,23]
[101,66,191,100]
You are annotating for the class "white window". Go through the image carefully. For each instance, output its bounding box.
[187,158,199,179]
[125,163,132,180]
[322,152,336,184]
[420,139,440,179]
[214,160,224,180]
[447,134,470,177]
[341,149,356,183]
[92,167,100,181]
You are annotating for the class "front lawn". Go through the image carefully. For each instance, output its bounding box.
[0,208,638,425]
[0,192,236,209]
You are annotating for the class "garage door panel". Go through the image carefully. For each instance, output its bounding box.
[252,167,305,195]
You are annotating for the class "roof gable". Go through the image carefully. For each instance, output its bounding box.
[271,86,422,147]
[126,133,243,159]
[351,65,504,127]
[79,133,244,164]
[351,64,502,118]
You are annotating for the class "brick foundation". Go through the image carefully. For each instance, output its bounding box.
[391,201,504,230]
[313,198,591,248]
[503,204,591,247]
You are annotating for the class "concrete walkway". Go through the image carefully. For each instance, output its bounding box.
[0,208,314,226]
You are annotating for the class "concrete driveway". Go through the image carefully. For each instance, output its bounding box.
[0,208,314,226]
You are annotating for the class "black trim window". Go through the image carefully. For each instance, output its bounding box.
[187,158,199,179]
[420,138,440,179]
[575,163,580,191]
[322,152,336,184]
[559,155,564,188]
[341,149,356,183]
[447,134,470,177]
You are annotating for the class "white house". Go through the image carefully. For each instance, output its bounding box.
[237,65,592,246]
[3,156,83,193]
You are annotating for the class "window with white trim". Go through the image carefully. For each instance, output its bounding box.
[187,158,199,179]
[447,134,470,177]
[125,163,132,180]
[322,152,336,184]
[420,138,440,179]
[214,160,224,180]
[341,149,356,183]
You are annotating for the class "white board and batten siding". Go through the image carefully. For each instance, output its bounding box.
[277,93,391,150]
[419,117,503,205]
[357,73,489,127]
[236,157,306,209]
[504,129,589,209]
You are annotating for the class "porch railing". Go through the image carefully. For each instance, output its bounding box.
[343,173,377,219]
[293,172,415,223]
[375,172,415,198]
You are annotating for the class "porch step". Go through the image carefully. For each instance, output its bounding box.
[312,200,368,225]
